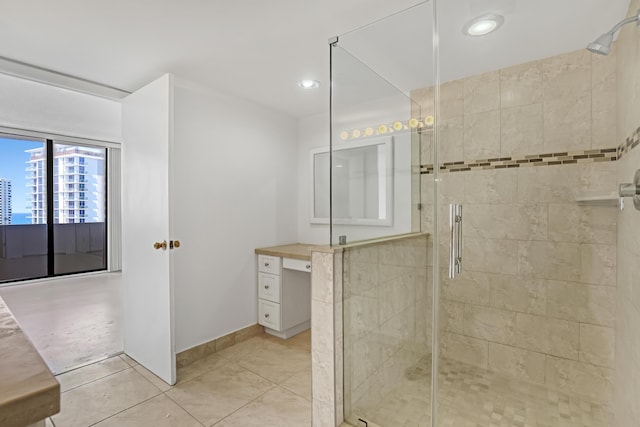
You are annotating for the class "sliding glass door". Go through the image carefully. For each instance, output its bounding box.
[52,143,106,274]
[0,133,107,283]
[0,135,48,281]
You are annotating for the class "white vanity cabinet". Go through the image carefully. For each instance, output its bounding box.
[255,245,314,339]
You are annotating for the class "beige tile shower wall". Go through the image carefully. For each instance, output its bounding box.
[615,1,640,425]
[414,47,617,163]
[427,157,618,406]
[414,48,619,406]
[342,235,429,425]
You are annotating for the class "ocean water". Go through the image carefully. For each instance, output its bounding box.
[10,213,30,225]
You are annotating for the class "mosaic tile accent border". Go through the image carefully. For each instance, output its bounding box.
[617,125,640,160]
[420,148,617,174]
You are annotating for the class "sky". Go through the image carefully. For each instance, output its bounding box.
[0,137,45,213]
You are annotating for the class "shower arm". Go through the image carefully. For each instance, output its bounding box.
[605,9,640,36]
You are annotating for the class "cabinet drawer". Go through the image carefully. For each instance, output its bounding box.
[282,257,311,273]
[258,273,281,303]
[258,299,281,330]
[258,255,281,275]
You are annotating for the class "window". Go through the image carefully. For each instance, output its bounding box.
[0,135,47,280]
[0,134,108,282]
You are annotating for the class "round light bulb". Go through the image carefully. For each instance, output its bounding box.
[424,115,434,127]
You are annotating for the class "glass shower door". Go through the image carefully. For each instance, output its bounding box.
[432,1,617,426]
[331,2,436,426]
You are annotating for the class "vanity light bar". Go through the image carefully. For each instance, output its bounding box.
[339,115,434,141]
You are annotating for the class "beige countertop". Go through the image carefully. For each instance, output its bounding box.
[0,296,60,427]
[255,243,323,261]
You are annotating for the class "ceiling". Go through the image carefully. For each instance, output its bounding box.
[0,0,632,119]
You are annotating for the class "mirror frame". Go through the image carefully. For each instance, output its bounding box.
[310,136,394,226]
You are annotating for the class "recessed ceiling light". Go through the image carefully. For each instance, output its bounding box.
[299,79,319,89]
[462,13,504,37]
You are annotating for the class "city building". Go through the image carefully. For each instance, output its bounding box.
[0,178,11,225]
[25,146,105,224]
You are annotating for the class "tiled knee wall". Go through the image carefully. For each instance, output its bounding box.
[342,235,429,424]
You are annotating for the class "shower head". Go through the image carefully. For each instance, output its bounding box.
[587,9,640,55]
[587,33,614,55]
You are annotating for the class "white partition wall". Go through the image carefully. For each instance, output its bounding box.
[171,78,299,353]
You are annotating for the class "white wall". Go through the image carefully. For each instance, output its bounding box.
[0,73,121,142]
[172,78,299,352]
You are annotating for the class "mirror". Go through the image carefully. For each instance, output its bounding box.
[310,136,393,226]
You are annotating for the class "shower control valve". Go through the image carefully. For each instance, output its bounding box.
[619,169,640,211]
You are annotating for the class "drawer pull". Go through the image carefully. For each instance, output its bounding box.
[264,285,270,289]
[264,262,270,267]
[306,264,311,270]
[264,313,270,318]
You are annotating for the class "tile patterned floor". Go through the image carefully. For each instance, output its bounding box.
[0,273,123,374]
[42,329,614,427]
[48,331,311,427]
[351,356,614,427]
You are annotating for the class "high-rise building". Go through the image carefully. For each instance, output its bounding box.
[0,178,12,225]
[26,145,105,224]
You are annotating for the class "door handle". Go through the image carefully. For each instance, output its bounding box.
[154,240,167,250]
[169,240,181,249]
[449,204,463,279]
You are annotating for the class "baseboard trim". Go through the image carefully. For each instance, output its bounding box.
[264,320,310,340]
[176,323,264,368]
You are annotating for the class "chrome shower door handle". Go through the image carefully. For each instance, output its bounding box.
[449,204,463,279]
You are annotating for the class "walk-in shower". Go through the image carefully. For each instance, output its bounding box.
[332,1,627,426]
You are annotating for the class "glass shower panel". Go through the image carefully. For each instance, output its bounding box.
[433,1,616,426]
[332,2,435,426]
[329,44,422,246]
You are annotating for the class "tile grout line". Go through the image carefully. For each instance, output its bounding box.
[161,392,206,427]
[164,336,311,425]
[85,393,163,427]
[55,356,133,393]
[54,360,164,426]
[54,334,312,426]
[54,351,123,376]
[208,386,277,426]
